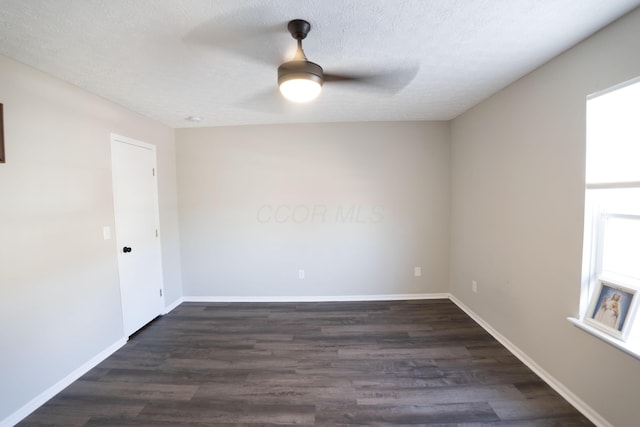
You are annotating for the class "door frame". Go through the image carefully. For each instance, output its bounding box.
[110,133,165,335]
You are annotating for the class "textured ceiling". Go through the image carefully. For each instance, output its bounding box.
[0,0,639,128]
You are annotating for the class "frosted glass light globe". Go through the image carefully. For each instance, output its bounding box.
[279,78,322,103]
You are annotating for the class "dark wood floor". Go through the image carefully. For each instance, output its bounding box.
[19,299,593,426]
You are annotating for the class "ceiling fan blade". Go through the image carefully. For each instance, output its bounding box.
[183,8,286,66]
[324,65,420,95]
[323,73,365,83]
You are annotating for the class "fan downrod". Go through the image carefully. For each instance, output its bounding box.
[287,19,311,40]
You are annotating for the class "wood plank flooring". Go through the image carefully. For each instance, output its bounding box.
[19,299,593,426]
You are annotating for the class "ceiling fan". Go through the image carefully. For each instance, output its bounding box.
[277,19,417,103]
[277,20,323,103]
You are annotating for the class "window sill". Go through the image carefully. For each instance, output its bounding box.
[568,317,640,361]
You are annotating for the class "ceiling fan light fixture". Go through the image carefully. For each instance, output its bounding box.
[279,74,322,103]
[277,21,325,103]
[278,60,324,103]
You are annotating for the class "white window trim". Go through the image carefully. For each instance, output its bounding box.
[586,181,640,190]
[574,77,640,357]
[572,187,640,359]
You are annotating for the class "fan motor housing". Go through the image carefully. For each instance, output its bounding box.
[278,60,324,86]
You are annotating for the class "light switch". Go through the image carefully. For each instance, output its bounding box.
[103,226,112,240]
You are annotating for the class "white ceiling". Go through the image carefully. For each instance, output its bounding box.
[1,0,639,129]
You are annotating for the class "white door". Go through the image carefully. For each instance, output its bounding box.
[111,134,164,336]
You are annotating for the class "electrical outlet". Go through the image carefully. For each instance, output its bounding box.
[298,269,305,280]
[414,267,422,277]
[472,280,478,293]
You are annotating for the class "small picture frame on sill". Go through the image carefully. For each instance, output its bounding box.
[585,279,638,341]
[0,103,5,163]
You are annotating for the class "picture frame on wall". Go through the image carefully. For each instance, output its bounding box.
[585,279,638,341]
[0,103,4,163]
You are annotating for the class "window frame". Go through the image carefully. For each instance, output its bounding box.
[596,211,640,285]
[581,185,640,340]
[571,77,640,359]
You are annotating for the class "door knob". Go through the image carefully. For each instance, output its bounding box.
[122,246,132,253]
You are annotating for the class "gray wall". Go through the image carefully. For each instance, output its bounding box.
[449,8,640,427]
[0,54,182,421]
[176,122,450,298]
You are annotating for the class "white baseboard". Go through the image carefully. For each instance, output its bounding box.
[183,293,450,303]
[163,297,184,314]
[0,337,127,427]
[449,295,611,427]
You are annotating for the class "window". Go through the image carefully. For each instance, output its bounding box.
[579,77,640,354]
[600,213,640,281]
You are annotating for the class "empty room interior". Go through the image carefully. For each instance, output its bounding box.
[1,1,640,426]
